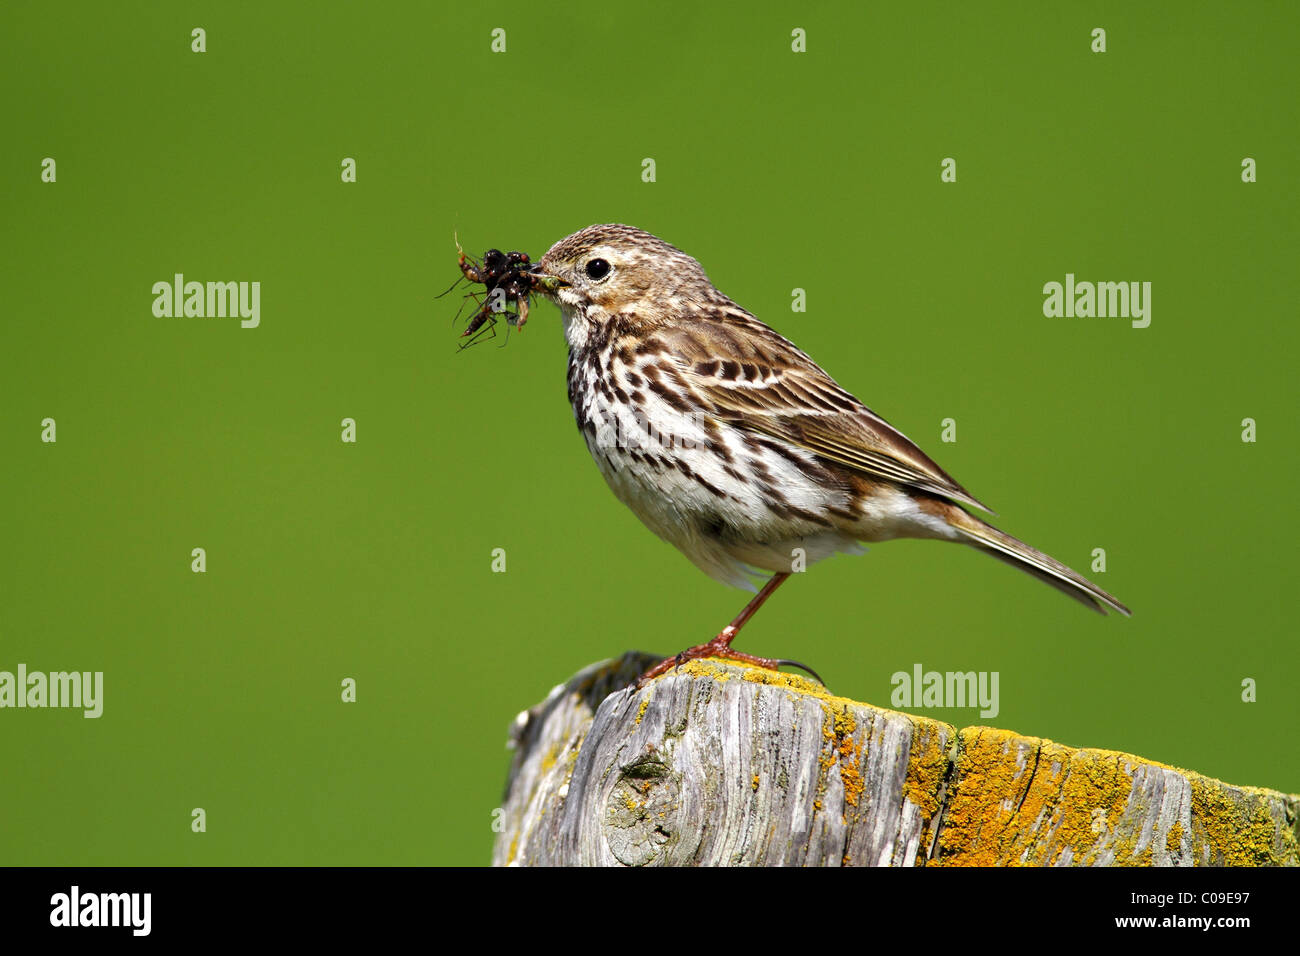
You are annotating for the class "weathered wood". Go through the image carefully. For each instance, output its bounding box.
[493,653,1300,867]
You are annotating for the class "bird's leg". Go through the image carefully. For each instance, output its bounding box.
[637,572,793,685]
[719,571,792,644]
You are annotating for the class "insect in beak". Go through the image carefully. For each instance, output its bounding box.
[529,273,569,293]
[447,243,556,349]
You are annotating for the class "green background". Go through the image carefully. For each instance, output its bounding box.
[1,1,1295,866]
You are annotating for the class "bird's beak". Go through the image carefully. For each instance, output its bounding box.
[529,269,569,295]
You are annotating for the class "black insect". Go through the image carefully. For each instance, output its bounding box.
[438,241,540,349]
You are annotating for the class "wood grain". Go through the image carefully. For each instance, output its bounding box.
[493,653,1299,867]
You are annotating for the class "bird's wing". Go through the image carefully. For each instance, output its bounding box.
[662,310,993,513]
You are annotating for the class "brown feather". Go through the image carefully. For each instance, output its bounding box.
[927,498,1132,616]
[659,305,994,513]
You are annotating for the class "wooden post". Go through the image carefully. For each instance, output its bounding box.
[494,653,1299,867]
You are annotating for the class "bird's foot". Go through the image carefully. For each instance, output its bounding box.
[636,633,776,687]
[635,627,825,688]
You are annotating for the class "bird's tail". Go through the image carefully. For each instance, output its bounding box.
[943,507,1131,616]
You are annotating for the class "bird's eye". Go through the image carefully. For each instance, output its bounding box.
[585,258,611,280]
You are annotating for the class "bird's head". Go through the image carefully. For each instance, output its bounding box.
[532,225,714,339]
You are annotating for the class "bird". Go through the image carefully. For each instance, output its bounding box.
[528,224,1129,684]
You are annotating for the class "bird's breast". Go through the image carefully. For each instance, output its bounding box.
[567,342,853,532]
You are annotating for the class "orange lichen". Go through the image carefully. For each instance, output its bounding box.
[633,657,1299,868]
[540,743,560,774]
[904,722,952,822]
[1166,820,1184,856]
[1188,777,1298,866]
[933,728,1138,866]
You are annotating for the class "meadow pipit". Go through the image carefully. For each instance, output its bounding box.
[527,224,1129,683]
